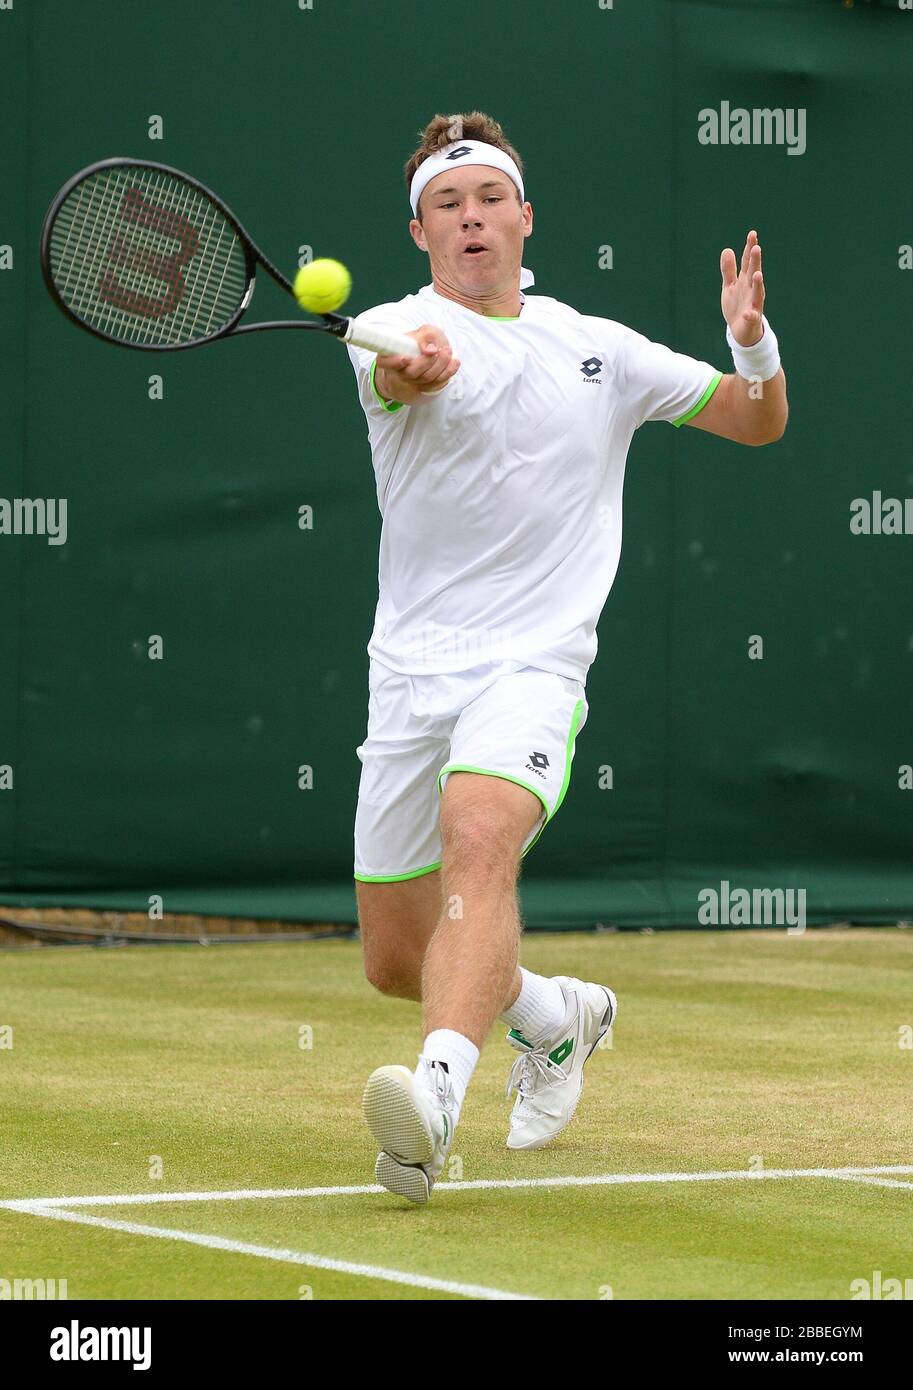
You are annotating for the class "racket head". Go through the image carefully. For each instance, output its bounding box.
[40,158,261,352]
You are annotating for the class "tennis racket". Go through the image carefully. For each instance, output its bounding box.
[39,157,421,360]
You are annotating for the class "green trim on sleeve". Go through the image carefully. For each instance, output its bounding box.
[369,357,405,413]
[671,369,724,428]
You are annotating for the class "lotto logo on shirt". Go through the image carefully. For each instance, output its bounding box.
[580,357,603,382]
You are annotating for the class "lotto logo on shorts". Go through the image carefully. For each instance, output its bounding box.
[527,751,550,778]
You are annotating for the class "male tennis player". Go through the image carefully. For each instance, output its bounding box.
[346,112,788,1203]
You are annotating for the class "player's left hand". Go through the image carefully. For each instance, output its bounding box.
[720,230,766,346]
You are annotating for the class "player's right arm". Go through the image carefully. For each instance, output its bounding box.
[374,325,461,406]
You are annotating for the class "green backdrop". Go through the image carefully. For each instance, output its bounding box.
[1,0,911,928]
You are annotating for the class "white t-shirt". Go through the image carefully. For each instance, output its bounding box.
[346,282,722,684]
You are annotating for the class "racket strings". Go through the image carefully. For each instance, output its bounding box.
[48,166,249,346]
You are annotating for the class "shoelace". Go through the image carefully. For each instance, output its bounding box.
[505,1044,570,1100]
[420,1056,455,1107]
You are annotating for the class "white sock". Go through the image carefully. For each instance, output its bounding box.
[418,1028,479,1113]
[500,968,566,1042]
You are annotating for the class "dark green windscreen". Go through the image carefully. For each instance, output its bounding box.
[1,0,910,927]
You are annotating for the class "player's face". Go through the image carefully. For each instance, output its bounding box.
[411,167,532,297]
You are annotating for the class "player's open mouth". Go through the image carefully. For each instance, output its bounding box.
[464,244,489,255]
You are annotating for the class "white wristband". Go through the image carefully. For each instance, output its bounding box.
[726,314,781,382]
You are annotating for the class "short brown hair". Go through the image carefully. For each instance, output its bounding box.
[405,111,525,220]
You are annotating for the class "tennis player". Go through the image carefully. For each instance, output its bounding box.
[346,112,788,1203]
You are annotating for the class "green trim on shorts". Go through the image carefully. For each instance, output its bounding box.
[436,697,587,858]
[553,697,586,817]
[519,696,586,856]
[354,859,442,884]
[437,765,550,820]
[671,369,723,428]
[370,357,405,413]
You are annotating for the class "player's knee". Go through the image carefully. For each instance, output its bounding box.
[363,949,419,1000]
[364,962,400,996]
[440,811,521,876]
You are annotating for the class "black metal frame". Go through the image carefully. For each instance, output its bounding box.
[39,156,348,351]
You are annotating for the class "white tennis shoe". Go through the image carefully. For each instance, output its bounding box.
[363,1057,456,1204]
[504,976,617,1151]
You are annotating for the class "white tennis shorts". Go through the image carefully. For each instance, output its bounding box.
[354,658,588,882]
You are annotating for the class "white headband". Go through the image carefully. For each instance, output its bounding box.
[409,139,535,290]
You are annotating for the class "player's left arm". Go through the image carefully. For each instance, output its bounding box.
[686,230,788,447]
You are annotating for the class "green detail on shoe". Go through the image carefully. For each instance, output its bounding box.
[442,1114,450,1144]
[508,1028,535,1049]
[549,1037,574,1067]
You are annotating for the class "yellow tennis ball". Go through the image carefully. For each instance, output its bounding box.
[293,258,352,314]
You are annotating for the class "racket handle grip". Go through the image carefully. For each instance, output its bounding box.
[344,314,420,359]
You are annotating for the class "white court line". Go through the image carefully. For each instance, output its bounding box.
[3,1164,913,1212]
[823,1173,913,1191]
[16,1206,534,1302]
[4,1165,908,1303]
